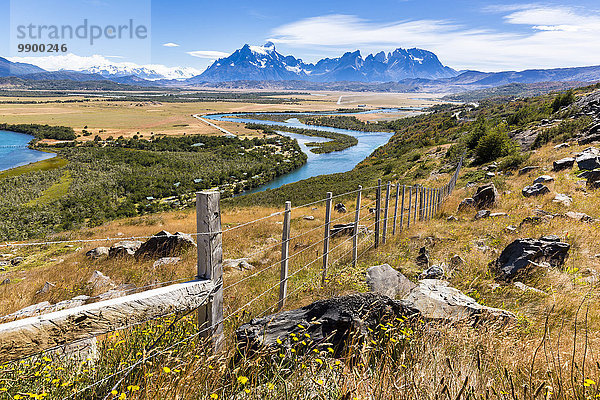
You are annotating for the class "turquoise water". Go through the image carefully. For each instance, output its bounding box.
[0,130,56,172]
[205,111,397,195]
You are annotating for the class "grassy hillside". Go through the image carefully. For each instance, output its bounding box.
[1,85,600,399]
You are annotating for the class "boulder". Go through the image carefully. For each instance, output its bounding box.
[400,280,515,325]
[553,157,575,171]
[419,263,445,280]
[135,231,196,259]
[153,257,181,269]
[518,166,539,175]
[583,169,600,189]
[236,293,415,353]
[564,211,594,222]
[86,247,109,259]
[554,143,570,150]
[492,235,570,280]
[553,193,573,206]
[415,247,430,268]
[533,175,554,184]
[458,197,475,212]
[330,223,355,238]
[36,281,55,295]
[576,153,600,171]
[365,264,416,298]
[334,203,347,213]
[223,258,254,270]
[303,215,315,221]
[88,270,114,289]
[474,210,491,220]
[472,183,499,209]
[522,183,550,197]
[109,240,142,258]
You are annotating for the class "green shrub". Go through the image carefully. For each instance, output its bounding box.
[474,127,515,164]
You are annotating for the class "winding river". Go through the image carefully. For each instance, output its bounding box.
[205,109,416,194]
[0,130,56,172]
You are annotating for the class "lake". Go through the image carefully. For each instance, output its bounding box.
[0,130,56,172]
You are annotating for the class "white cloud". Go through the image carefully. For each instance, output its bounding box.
[7,53,201,80]
[162,42,180,47]
[267,6,600,71]
[187,50,230,59]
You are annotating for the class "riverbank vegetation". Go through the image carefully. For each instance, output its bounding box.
[245,122,359,153]
[0,135,305,240]
[0,123,76,141]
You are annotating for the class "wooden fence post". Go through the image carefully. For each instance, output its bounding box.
[428,188,432,220]
[392,183,400,235]
[382,181,390,245]
[419,186,424,221]
[278,201,291,311]
[413,185,418,224]
[196,191,224,351]
[352,186,362,268]
[322,192,333,284]
[375,179,381,248]
[399,185,406,232]
[407,186,412,229]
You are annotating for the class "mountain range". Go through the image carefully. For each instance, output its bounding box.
[196,42,458,82]
[1,43,600,93]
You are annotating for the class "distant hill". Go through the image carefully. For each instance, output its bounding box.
[0,57,45,77]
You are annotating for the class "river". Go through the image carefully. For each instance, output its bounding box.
[205,109,409,194]
[0,130,56,172]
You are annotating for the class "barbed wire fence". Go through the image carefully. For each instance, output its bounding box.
[0,155,464,399]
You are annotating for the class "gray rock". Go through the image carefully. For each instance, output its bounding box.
[135,231,196,259]
[1,278,10,285]
[505,225,517,233]
[553,193,573,206]
[419,263,445,280]
[474,210,491,220]
[334,203,347,213]
[36,281,55,295]
[576,153,600,171]
[472,183,499,209]
[522,183,550,197]
[553,157,575,171]
[554,143,570,150]
[583,169,600,189]
[11,257,23,266]
[490,212,509,218]
[330,223,355,238]
[533,175,554,184]
[223,258,254,271]
[415,247,430,268]
[236,293,414,353]
[514,281,546,294]
[492,235,570,280]
[366,264,416,298]
[458,197,475,212]
[88,270,114,289]
[518,166,539,175]
[86,247,109,259]
[564,211,594,222]
[400,280,515,325]
[109,240,142,258]
[153,257,181,268]
[485,172,495,178]
[303,215,315,221]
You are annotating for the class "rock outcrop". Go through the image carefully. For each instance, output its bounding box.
[366,264,416,298]
[522,183,550,197]
[553,157,575,171]
[400,279,515,325]
[472,183,499,209]
[108,240,142,258]
[492,235,570,280]
[135,231,196,259]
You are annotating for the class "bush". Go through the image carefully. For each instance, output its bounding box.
[551,90,575,113]
[474,128,515,165]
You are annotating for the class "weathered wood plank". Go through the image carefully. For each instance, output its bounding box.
[0,279,216,363]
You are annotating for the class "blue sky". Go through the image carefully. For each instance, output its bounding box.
[2,0,600,73]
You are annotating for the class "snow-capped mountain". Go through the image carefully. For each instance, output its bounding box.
[197,43,458,82]
[7,54,201,81]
